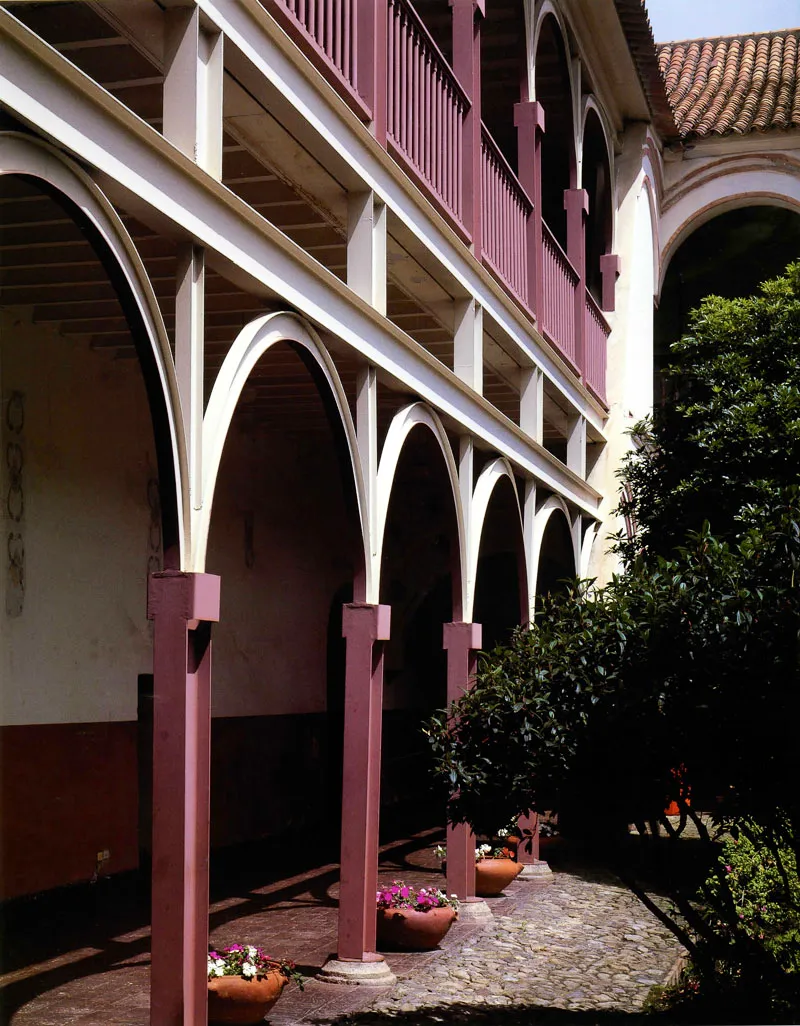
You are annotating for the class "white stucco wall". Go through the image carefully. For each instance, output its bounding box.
[588,124,656,583]
[0,310,156,725]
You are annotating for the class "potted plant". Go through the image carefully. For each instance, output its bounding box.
[473,841,523,896]
[207,944,304,1024]
[376,881,459,950]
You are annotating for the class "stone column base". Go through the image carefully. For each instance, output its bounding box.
[456,897,493,922]
[519,861,553,880]
[317,957,397,987]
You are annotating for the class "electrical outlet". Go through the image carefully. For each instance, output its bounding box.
[96,849,110,862]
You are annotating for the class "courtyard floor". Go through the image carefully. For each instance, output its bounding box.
[0,830,685,1025]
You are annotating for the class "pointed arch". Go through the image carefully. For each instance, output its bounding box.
[530,494,576,603]
[198,311,369,587]
[0,131,186,564]
[376,403,466,617]
[466,458,525,621]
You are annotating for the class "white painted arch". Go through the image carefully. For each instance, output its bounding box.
[198,312,370,587]
[466,457,525,622]
[0,131,188,562]
[659,160,800,292]
[376,402,467,617]
[530,494,576,601]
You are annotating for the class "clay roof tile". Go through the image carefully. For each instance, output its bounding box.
[656,27,800,138]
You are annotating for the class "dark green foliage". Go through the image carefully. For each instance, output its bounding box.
[618,262,800,562]
[425,261,800,1018]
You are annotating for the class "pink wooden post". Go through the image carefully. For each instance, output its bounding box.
[359,0,388,144]
[600,253,620,313]
[337,602,391,960]
[450,0,483,257]
[443,621,482,900]
[148,570,221,1026]
[564,188,589,381]
[514,100,545,319]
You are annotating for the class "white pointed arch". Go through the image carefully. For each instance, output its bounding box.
[531,2,579,178]
[0,131,188,562]
[375,403,466,616]
[530,494,576,601]
[466,457,524,622]
[198,312,369,585]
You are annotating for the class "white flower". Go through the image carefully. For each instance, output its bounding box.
[247,946,257,958]
[213,966,225,977]
[450,894,458,899]
[242,962,257,978]
[497,828,508,837]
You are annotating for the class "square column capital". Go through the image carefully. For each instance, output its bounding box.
[514,100,545,134]
[443,620,483,651]
[147,570,220,623]
[343,602,391,642]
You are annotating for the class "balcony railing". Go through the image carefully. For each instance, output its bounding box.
[270,0,365,113]
[481,125,532,308]
[541,223,579,368]
[585,291,610,404]
[269,0,608,405]
[387,0,468,228]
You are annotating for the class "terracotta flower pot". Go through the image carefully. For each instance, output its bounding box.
[208,970,288,1024]
[475,857,523,897]
[376,905,457,951]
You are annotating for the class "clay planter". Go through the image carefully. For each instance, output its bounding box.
[208,970,288,1024]
[475,857,523,897]
[376,905,457,951]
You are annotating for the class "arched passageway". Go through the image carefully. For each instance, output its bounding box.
[473,473,525,652]
[582,107,613,304]
[656,206,800,401]
[536,507,575,603]
[535,14,575,249]
[378,424,460,835]
[204,337,362,858]
[0,171,179,902]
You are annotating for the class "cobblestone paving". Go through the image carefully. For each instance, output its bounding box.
[357,867,682,1022]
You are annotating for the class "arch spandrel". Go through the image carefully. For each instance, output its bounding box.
[376,403,466,618]
[0,131,187,565]
[199,311,370,590]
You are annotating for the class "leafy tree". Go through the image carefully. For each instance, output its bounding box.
[425,262,800,1014]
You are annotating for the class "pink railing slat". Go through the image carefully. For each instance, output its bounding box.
[480,124,532,306]
[387,0,469,227]
[541,220,578,365]
[274,0,359,95]
[584,291,609,403]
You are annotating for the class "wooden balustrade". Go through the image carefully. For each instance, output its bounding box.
[541,222,578,367]
[480,124,532,307]
[584,291,609,403]
[271,0,364,109]
[386,0,469,228]
[270,0,608,405]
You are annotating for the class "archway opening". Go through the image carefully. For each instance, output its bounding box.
[379,424,459,837]
[0,173,175,903]
[205,339,361,864]
[473,474,525,651]
[582,108,612,304]
[535,14,574,249]
[536,508,574,603]
[656,206,800,402]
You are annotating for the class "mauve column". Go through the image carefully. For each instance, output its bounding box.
[148,570,221,1026]
[337,602,392,961]
[443,621,482,900]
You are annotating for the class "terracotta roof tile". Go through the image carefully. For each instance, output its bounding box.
[657,29,800,138]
